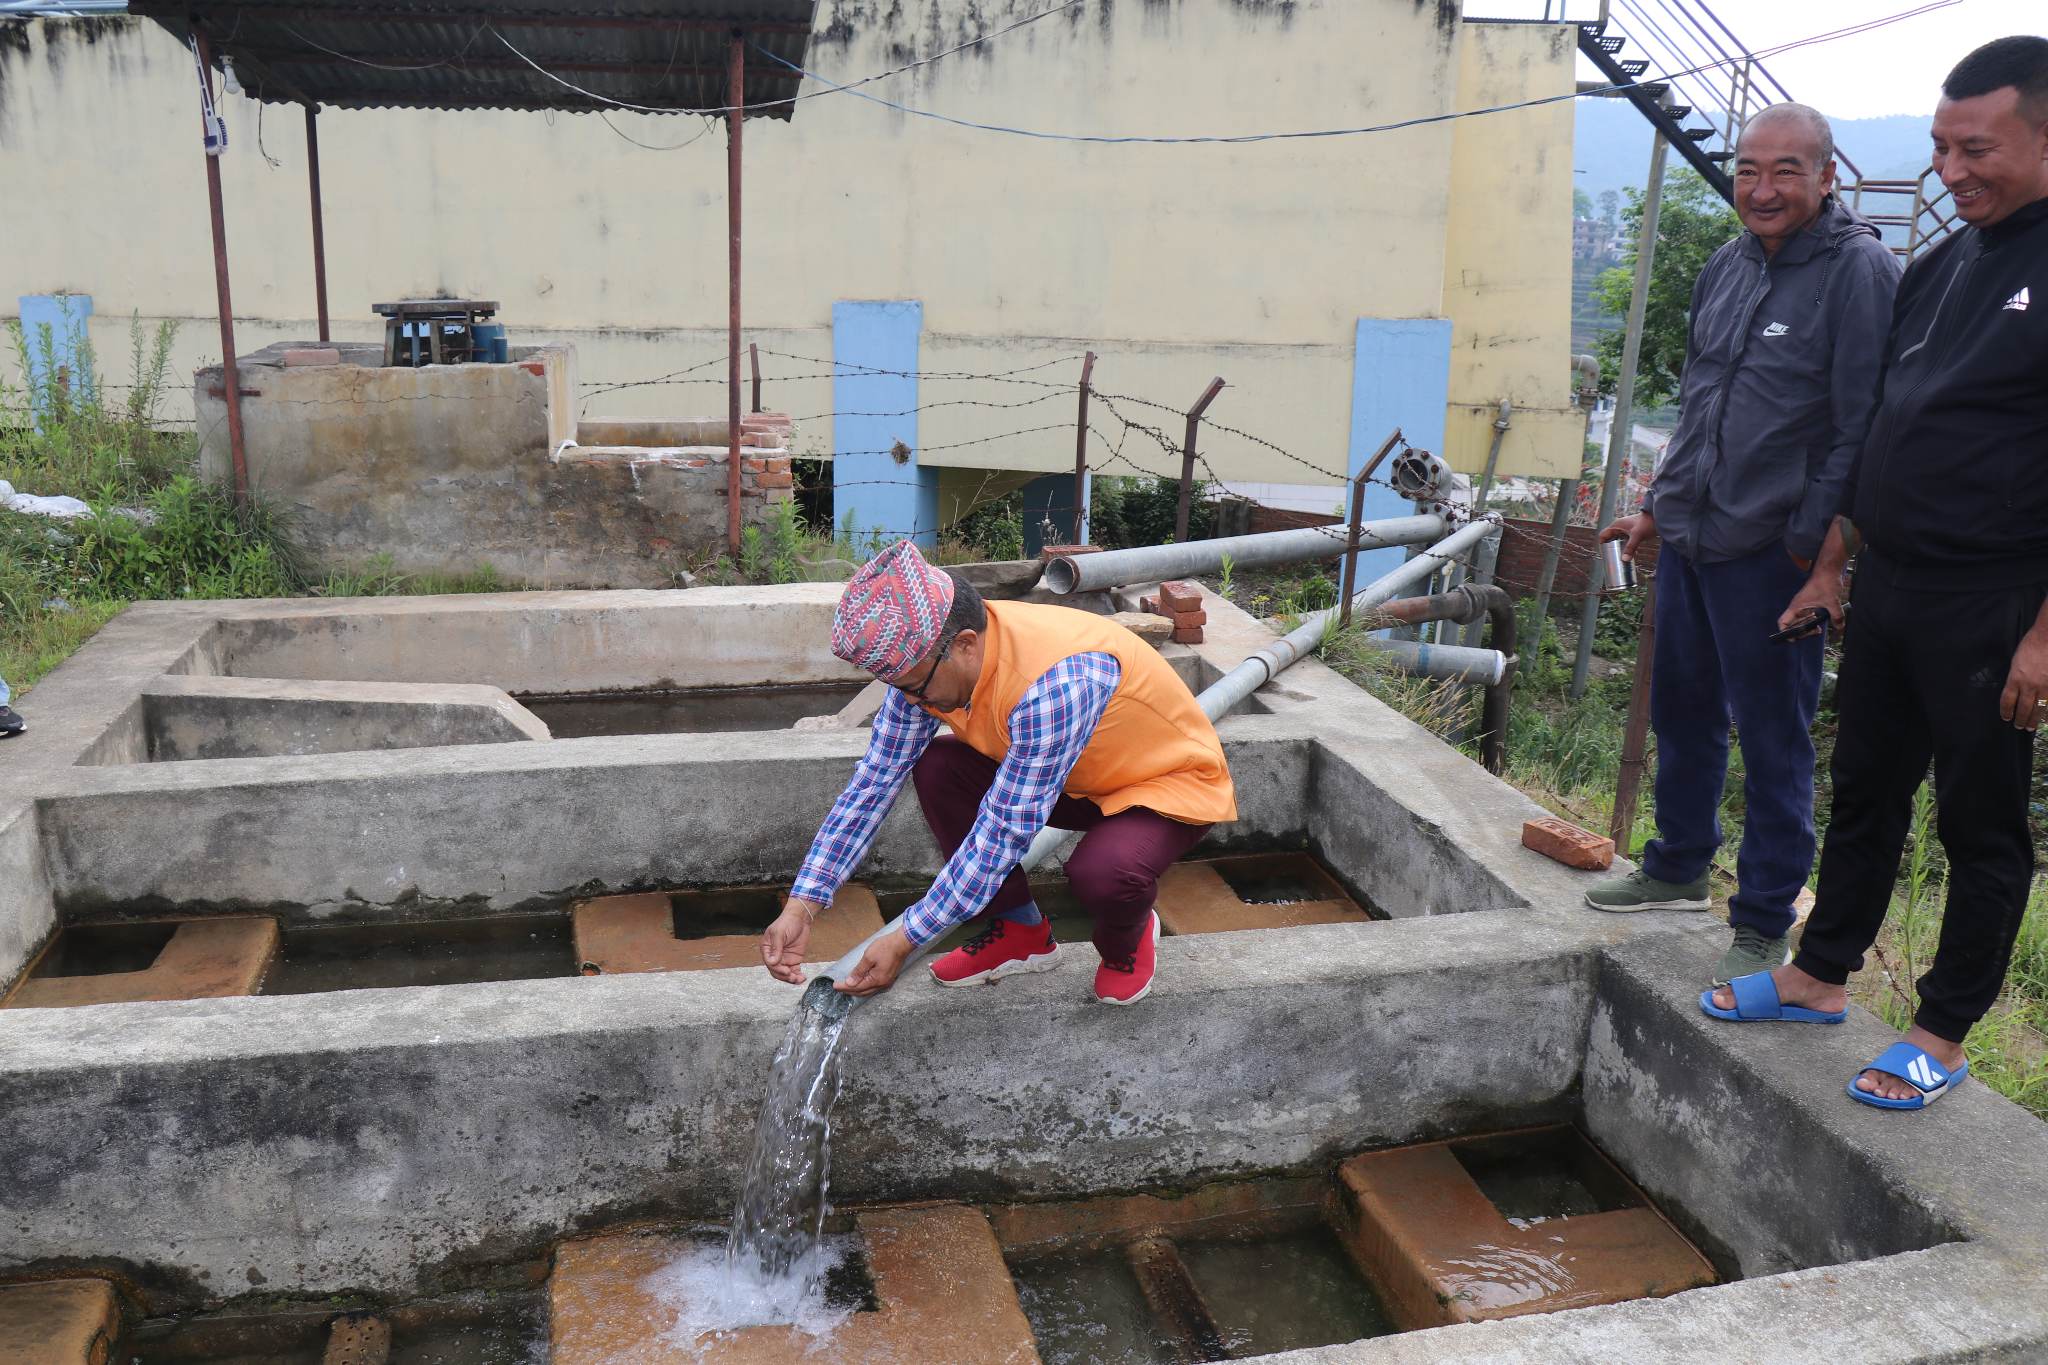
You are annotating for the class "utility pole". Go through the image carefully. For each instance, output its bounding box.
[1572,130,1668,699]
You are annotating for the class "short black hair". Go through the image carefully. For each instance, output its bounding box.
[941,571,985,646]
[1944,35,2048,122]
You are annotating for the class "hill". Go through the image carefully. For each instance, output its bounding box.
[1572,100,1936,203]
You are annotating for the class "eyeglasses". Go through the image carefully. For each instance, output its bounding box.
[898,632,954,704]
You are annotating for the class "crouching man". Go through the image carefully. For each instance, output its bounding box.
[760,540,1235,1004]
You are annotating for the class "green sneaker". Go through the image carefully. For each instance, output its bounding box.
[1583,868,1711,913]
[1712,923,1791,989]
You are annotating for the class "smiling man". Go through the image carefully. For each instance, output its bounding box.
[759,540,1235,1005]
[1593,103,1900,987]
[1707,37,2048,1112]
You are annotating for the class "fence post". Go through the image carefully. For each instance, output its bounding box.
[1173,376,1226,544]
[750,342,762,413]
[1074,350,1096,543]
[1339,429,1405,630]
[1530,477,1578,629]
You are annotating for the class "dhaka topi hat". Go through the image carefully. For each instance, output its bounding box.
[831,539,957,680]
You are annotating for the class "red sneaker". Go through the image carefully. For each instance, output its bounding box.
[1093,911,1161,1006]
[928,918,1059,987]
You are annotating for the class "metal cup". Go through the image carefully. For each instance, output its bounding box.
[1600,538,1637,595]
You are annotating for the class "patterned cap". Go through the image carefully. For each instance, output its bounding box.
[830,539,957,680]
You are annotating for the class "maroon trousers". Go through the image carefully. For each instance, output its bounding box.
[910,736,1210,960]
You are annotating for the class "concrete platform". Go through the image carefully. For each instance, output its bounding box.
[0,1279,119,1365]
[1158,853,1371,935]
[573,883,885,974]
[1337,1130,1714,1328]
[2,916,279,1009]
[1,583,2045,1362]
[549,1205,1037,1364]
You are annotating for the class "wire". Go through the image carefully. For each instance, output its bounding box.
[597,110,719,151]
[281,20,481,72]
[745,1,1957,145]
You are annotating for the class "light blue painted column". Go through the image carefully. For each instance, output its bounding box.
[18,294,95,430]
[832,300,939,549]
[1347,317,1453,587]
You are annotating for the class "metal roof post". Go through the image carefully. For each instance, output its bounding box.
[305,104,330,343]
[195,27,251,506]
[726,28,745,562]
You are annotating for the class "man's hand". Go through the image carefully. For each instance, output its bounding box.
[2000,623,2048,732]
[1599,511,1657,563]
[761,898,823,985]
[835,927,915,997]
[1776,571,1844,641]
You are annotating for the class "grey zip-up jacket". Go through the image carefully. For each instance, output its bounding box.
[1646,195,1901,563]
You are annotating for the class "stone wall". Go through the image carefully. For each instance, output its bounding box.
[195,343,793,589]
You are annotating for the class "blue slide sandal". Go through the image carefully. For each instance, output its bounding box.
[1848,1041,1969,1111]
[1698,970,1847,1024]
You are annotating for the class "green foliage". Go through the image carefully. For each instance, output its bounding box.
[1087,475,1214,550]
[3,307,193,501]
[1593,169,1740,408]
[317,554,504,598]
[951,492,1025,562]
[1573,187,1594,219]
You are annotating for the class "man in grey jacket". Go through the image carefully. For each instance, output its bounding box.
[1591,104,1901,986]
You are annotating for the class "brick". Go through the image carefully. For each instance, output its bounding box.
[1156,857,1367,936]
[550,1204,1034,1365]
[281,347,341,367]
[753,470,794,489]
[1158,580,1202,614]
[572,883,883,975]
[323,1314,391,1365]
[1170,624,1204,644]
[1520,817,1614,871]
[1039,543,1102,562]
[3,917,280,1010]
[1139,595,1159,615]
[1164,608,1207,628]
[741,457,767,473]
[520,361,546,376]
[0,1279,120,1365]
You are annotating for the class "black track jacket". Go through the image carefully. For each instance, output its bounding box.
[1848,195,2048,588]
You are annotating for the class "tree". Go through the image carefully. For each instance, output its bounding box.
[1573,187,1594,220]
[1598,189,1621,229]
[1593,169,1739,409]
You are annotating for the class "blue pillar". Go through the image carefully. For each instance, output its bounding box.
[17,293,95,430]
[832,300,938,550]
[1347,317,1453,587]
[1018,472,1081,557]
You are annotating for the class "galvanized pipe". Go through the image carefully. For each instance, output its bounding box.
[724,31,745,561]
[1357,639,1506,685]
[304,105,329,344]
[1041,515,1447,595]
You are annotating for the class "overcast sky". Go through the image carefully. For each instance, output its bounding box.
[1479,0,2043,119]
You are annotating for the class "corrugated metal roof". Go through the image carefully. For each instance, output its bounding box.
[127,2,819,118]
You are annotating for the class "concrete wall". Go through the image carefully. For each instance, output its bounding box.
[137,677,550,763]
[193,344,796,586]
[0,7,1580,485]
[1441,21,1585,479]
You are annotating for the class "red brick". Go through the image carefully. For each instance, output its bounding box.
[1139,595,1159,614]
[281,347,340,367]
[1039,544,1102,562]
[1165,608,1207,628]
[741,457,767,473]
[520,361,546,376]
[1521,817,1614,870]
[1170,624,1204,644]
[1159,581,1202,613]
[754,470,793,489]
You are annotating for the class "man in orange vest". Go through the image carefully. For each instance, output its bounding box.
[760,539,1236,1005]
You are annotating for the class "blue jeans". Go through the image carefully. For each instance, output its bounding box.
[0,675,10,708]
[1639,543,1823,938]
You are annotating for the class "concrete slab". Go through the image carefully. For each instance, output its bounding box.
[573,884,885,973]
[1336,1134,1714,1329]
[548,1205,1037,1365]
[3,917,279,1009]
[134,676,549,762]
[0,1279,119,1365]
[1157,855,1370,935]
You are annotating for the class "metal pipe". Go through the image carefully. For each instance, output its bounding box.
[1472,399,1512,515]
[1459,526,1502,649]
[750,341,762,413]
[1357,639,1506,685]
[1573,131,1667,698]
[304,105,329,344]
[194,29,249,506]
[1172,377,1226,544]
[1041,515,1447,595]
[1611,570,1658,845]
[822,517,1502,989]
[1339,429,1404,631]
[1073,351,1096,542]
[725,31,744,561]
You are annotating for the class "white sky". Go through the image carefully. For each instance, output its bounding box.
[1476,0,2045,118]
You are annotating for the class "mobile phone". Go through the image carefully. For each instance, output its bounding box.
[1768,608,1830,644]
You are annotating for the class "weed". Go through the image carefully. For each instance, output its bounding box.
[1217,553,1235,598]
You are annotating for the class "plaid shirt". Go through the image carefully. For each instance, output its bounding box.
[789,652,1121,946]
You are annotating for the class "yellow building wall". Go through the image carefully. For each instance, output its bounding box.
[1442,21,1586,480]
[1,6,1578,489]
